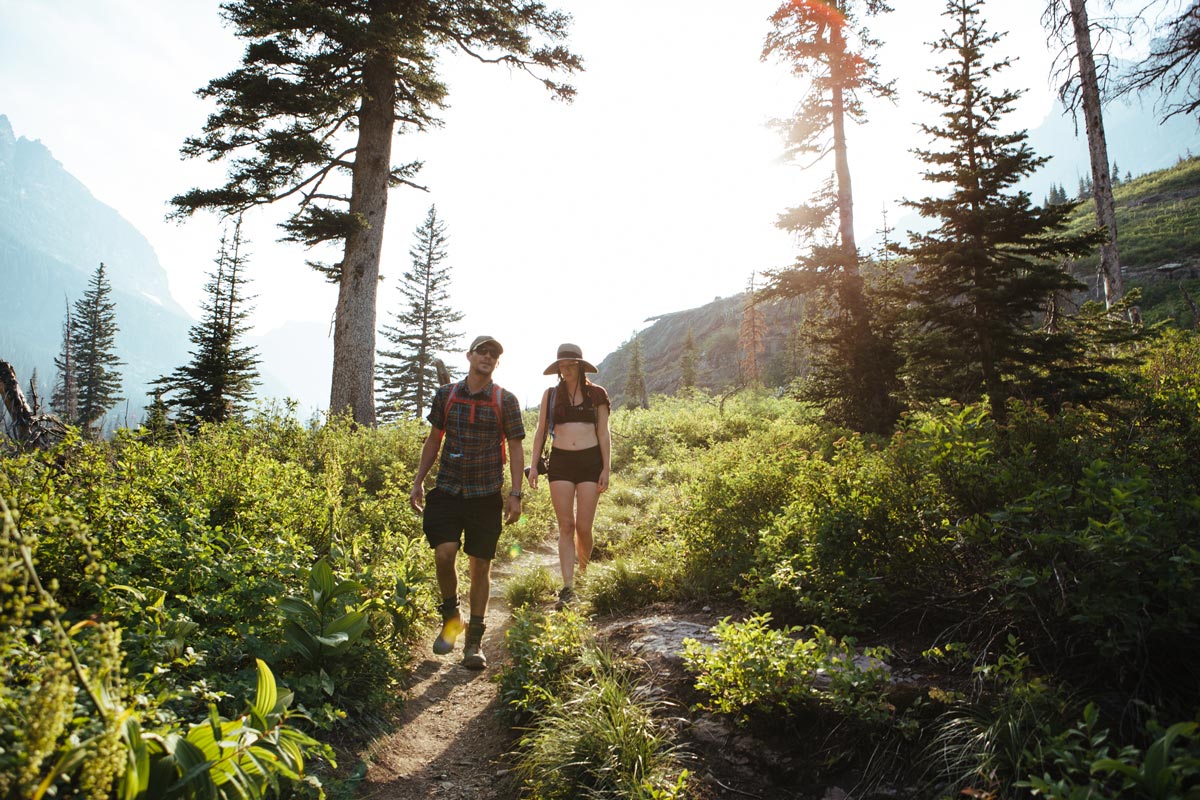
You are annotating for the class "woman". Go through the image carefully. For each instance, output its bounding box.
[527,343,612,609]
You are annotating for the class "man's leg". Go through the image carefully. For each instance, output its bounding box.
[467,555,492,618]
[434,541,460,600]
[461,493,502,670]
[431,541,464,654]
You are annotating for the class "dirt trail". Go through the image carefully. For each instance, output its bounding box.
[357,547,556,800]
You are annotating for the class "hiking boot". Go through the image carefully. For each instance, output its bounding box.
[433,611,464,655]
[462,622,487,670]
[555,585,576,611]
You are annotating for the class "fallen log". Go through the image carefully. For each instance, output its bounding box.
[0,359,67,450]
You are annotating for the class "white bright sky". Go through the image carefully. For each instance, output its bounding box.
[2,0,1117,407]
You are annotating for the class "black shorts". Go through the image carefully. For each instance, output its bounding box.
[422,488,503,560]
[547,445,603,484]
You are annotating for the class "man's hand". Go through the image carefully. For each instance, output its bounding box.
[504,495,522,524]
[410,483,425,514]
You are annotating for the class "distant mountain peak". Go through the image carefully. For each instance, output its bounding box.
[0,114,15,161]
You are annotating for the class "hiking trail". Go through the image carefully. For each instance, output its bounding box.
[356,545,557,800]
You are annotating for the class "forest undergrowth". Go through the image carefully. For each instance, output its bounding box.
[2,328,1199,798]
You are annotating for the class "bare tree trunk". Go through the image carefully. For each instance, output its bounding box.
[1068,0,1141,325]
[330,48,395,426]
[0,360,35,440]
[830,21,858,269]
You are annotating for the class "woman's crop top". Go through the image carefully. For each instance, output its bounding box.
[551,384,610,426]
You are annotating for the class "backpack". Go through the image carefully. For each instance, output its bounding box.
[444,382,508,464]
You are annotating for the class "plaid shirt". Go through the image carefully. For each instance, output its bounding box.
[428,379,525,498]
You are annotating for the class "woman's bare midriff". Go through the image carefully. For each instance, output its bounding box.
[553,420,599,450]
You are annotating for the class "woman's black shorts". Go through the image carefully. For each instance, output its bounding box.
[547,445,603,484]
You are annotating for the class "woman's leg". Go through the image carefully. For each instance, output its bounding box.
[549,480,579,586]
[572,482,600,574]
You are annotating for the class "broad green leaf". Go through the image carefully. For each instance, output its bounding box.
[168,738,218,797]
[283,619,321,662]
[309,558,336,605]
[278,596,320,624]
[330,578,366,599]
[314,631,351,648]
[253,658,278,724]
[324,609,368,642]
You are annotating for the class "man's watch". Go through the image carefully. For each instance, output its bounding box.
[509,491,523,499]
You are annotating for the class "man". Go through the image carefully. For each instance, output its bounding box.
[409,335,525,669]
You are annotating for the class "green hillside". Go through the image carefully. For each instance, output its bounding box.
[1063,155,1200,326]
[600,158,1200,405]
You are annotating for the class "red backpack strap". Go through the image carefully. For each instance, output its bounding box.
[445,383,508,465]
[492,385,507,465]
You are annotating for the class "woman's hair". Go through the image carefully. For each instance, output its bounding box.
[554,362,593,412]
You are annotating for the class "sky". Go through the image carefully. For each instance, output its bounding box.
[1,0,1089,408]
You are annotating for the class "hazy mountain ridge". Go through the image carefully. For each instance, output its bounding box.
[0,113,192,416]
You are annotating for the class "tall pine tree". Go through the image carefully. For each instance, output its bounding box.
[72,263,123,435]
[171,1,580,426]
[738,276,767,386]
[50,298,78,422]
[376,206,463,421]
[160,219,260,430]
[624,335,649,410]
[762,0,902,433]
[896,0,1100,424]
[679,328,698,392]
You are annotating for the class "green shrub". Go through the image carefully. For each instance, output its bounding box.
[672,418,837,597]
[682,613,893,725]
[1020,704,1200,800]
[499,607,589,719]
[0,496,333,799]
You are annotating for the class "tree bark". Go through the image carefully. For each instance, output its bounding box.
[330,46,396,426]
[1069,0,1141,325]
[829,20,858,269]
[0,360,35,440]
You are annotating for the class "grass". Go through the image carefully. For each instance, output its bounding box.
[1062,155,1200,271]
[511,647,690,800]
[505,564,557,609]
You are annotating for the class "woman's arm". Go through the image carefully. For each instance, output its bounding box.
[527,387,551,488]
[596,402,611,493]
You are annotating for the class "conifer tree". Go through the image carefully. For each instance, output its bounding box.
[171,1,581,426]
[160,219,260,429]
[762,0,902,433]
[50,299,78,422]
[680,328,698,391]
[738,276,767,386]
[376,206,463,421]
[71,263,123,435]
[624,335,649,410]
[896,0,1100,425]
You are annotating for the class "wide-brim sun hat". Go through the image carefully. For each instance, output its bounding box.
[543,342,597,375]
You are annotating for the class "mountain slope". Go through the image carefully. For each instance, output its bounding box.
[0,114,191,415]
